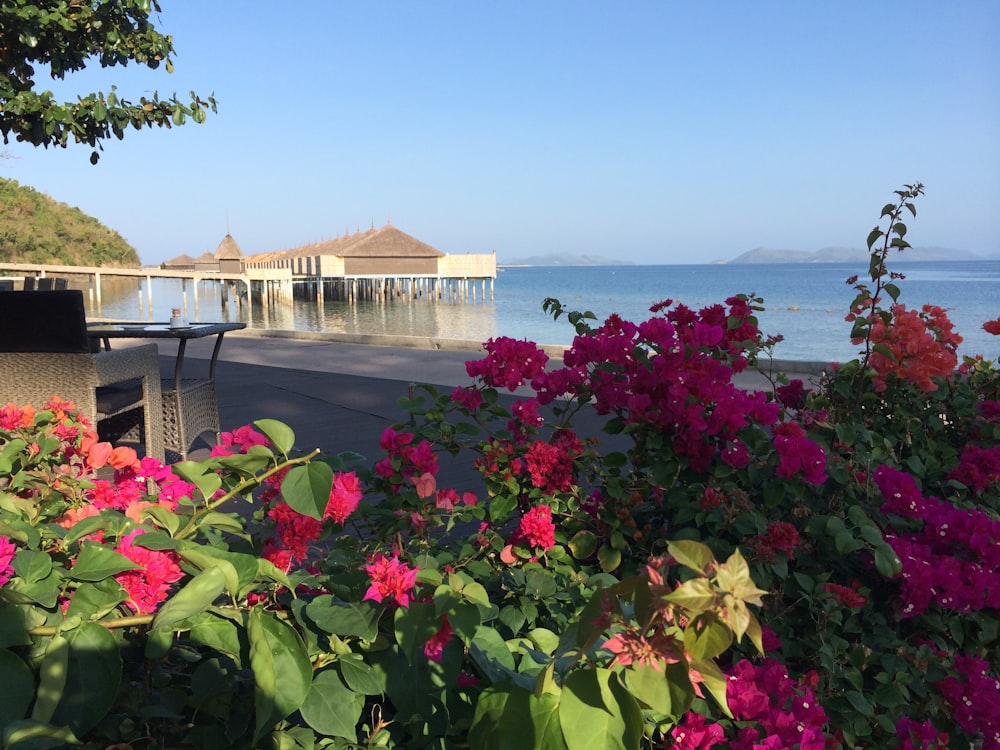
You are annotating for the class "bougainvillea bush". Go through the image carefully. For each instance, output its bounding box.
[1,183,998,750]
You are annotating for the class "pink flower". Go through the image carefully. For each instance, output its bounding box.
[114,530,184,614]
[0,536,16,586]
[363,554,419,608]
[325,471,363,524]
[0,402,35,430]
[603,627,681,670]
[411,472,437,499]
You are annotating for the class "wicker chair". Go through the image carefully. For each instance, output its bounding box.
[161,377,219,462]
[0,291,164,460]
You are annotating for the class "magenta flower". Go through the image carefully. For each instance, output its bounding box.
[670,712,725,749]
[0,535,16,587]
[772,421,827,485]
[325,471,363,524]
[363,554,418,608]
[465,337,549,391]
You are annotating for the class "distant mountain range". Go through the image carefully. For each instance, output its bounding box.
[729,246,982,264]
[500,253,632,266]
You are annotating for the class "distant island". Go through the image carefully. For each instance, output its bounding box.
[730,246,981,264]
[500,253,633,267]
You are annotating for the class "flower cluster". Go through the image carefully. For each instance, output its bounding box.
[114,529,184,614]
[530,298,781,474]
[936,654,1000,749]
[363,553,419,607]
[862,303,962,392]
[464,336,549,391]
[375,427,439,491]
[755,521,801,562]
[771,421,828,485]
[895,717,949,750]
[725,659,830,749]
[876,465,1000,616]
[512,504,556,550]
[669,659,829,749]
[947,443,1000,492]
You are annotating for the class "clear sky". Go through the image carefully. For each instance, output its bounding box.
[2,2,998,266]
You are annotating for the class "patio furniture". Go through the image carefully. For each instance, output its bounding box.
[0,291,164,459]
[20,277,68,291]
[86,321,246,461]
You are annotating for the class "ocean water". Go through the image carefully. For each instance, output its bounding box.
[90,261,999,363]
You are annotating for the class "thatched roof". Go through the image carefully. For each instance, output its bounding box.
[214,233,243,260]
[161,253,196,268]
[246,223,444,263]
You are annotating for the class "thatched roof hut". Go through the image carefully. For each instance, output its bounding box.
[214,233,244,273]
[245,223,445,275]
[160,252,196,270]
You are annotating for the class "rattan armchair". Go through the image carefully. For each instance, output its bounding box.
[0,291,164,460]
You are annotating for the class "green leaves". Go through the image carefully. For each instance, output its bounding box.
[66,543,136,581]
[560,669,643,750]
[151,566,226,631]
[299,669,365,740]
[0,649,33,729]
[248,608,313,743]
[281,461,333,520]
[469,684,566,750]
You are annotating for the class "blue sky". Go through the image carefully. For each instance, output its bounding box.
[2,2,998,266]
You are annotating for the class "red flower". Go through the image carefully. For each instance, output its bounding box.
[511,505,556,551]
[114,530,184,614]
[822,582,868,609]
[983,316,1000,335]
[756,521,801,562]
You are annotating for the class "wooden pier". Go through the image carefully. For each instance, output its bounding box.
[0,262,284,318]
[0,259,495,318]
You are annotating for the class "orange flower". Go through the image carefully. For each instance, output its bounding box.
[55,504,101,530]
[411,471,437,499]
[868,304,961,392]
[85,441,114,470]
[108,446,139,470]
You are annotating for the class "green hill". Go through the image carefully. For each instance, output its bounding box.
[0,178,139,267]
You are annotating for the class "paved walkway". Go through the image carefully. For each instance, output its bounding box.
[152,331,830,479]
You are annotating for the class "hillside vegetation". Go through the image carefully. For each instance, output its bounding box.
[0,178,139,267]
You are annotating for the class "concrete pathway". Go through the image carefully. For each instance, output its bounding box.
[150,331,830,479]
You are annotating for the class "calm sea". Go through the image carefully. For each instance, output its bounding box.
[93,261,999,363]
